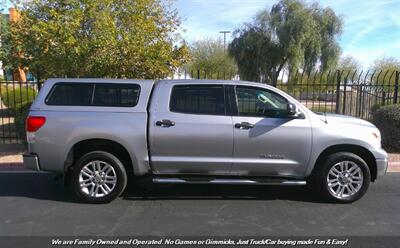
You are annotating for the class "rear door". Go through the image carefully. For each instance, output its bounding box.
[149,83,234,175]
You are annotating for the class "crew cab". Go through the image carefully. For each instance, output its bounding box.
[23,79,388,203]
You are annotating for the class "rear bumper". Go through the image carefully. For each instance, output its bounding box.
[23,153,41,171]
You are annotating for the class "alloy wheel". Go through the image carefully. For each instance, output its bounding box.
[327,161,364,199]
[78,160,117,198]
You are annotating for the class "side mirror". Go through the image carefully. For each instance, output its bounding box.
[287,102,301,117]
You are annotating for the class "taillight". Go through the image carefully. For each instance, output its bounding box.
[26,116,46,132]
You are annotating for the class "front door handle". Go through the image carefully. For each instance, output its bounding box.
[234,122,254,129]
[156,119,175,127]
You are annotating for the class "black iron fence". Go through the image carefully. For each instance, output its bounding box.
[0,80,42,144]
[0,70,399,144]
[180,69,400,119]
[276,70,400,120]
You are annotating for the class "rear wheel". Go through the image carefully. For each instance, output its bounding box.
[71,151,127,204]
[313,152,371,203]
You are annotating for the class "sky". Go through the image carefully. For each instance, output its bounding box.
[174,0,400,68]
[2,0,400,68]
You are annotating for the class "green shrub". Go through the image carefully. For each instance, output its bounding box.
[0,85,36,112]
[371,103,382,113]
[0,85,36,144]
[372,104,400,152]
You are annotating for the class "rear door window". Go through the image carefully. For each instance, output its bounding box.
[170,85,226,115]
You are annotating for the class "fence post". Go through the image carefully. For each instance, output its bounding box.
[394,71,399,104]
[335,71,341,114]
[342,78,347,115]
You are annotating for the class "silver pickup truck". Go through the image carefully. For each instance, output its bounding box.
[23,79,388,203]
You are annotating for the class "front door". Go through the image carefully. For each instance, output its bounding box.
[231,85,312,178]
[149,84,233,175]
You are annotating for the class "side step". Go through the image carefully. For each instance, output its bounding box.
[152,177,306,186]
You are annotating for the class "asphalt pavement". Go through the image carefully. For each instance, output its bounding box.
[0,171,399,237]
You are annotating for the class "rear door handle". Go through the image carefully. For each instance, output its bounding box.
[156,119,175,127]
[234,122,254,129]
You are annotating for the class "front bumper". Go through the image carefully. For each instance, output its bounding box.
[376,158,388,177]
[23,153,41,171]
[370,148,388,178]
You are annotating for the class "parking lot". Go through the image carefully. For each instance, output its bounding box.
[0,171,399,237]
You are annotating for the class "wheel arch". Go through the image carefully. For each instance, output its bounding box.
[312,144,377,181]
[63,138,134,185]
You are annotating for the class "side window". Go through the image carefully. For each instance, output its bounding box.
[93,84,140,107]
[46,83,94,106]
[170,85,225,115]
[46,83,140,107]
[235,86,289,118]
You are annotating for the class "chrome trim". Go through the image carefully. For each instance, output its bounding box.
[152,178,307,186]
[153,178,187,184]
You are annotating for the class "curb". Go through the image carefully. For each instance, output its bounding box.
[0,162,23,168]
[389,162,400,173]
[0,163,26,171]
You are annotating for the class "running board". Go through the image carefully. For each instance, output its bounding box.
[152,178,307,186]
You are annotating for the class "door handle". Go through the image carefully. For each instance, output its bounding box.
[234,122,254,129]
[156,119,175,127]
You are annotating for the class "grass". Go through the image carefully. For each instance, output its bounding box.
[0,85,36,144]
[308,105,335,113]
[0,85,37,110]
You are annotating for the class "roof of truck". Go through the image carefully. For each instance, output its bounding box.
[158,79,275,89]
[47,78,154,84]
[45,78,275,90]
[159,79,248,84]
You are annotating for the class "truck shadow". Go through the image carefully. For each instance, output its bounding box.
[0,171,74,202]
[123,183,324,203]
[0,172,325,203]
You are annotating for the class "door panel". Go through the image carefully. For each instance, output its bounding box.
[149,84,234,175]
[232,116,311,177]
[232,86,312,178]
[151,113,233,175]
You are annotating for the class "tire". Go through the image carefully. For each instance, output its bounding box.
[313,152,371,203]
[71,151,128,204]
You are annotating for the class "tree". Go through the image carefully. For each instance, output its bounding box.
[370,57,400,86]
[0,0,9,79]
[337,56,361,72]
[334,55,361,81]
[1,4,29,81]
[4,0,190,79]
[371,57,400,72]
[229,0,343,86]
[186,38,237,79]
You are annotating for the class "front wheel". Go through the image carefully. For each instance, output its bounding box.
[313,152,371,203]
[71,151,128,204]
